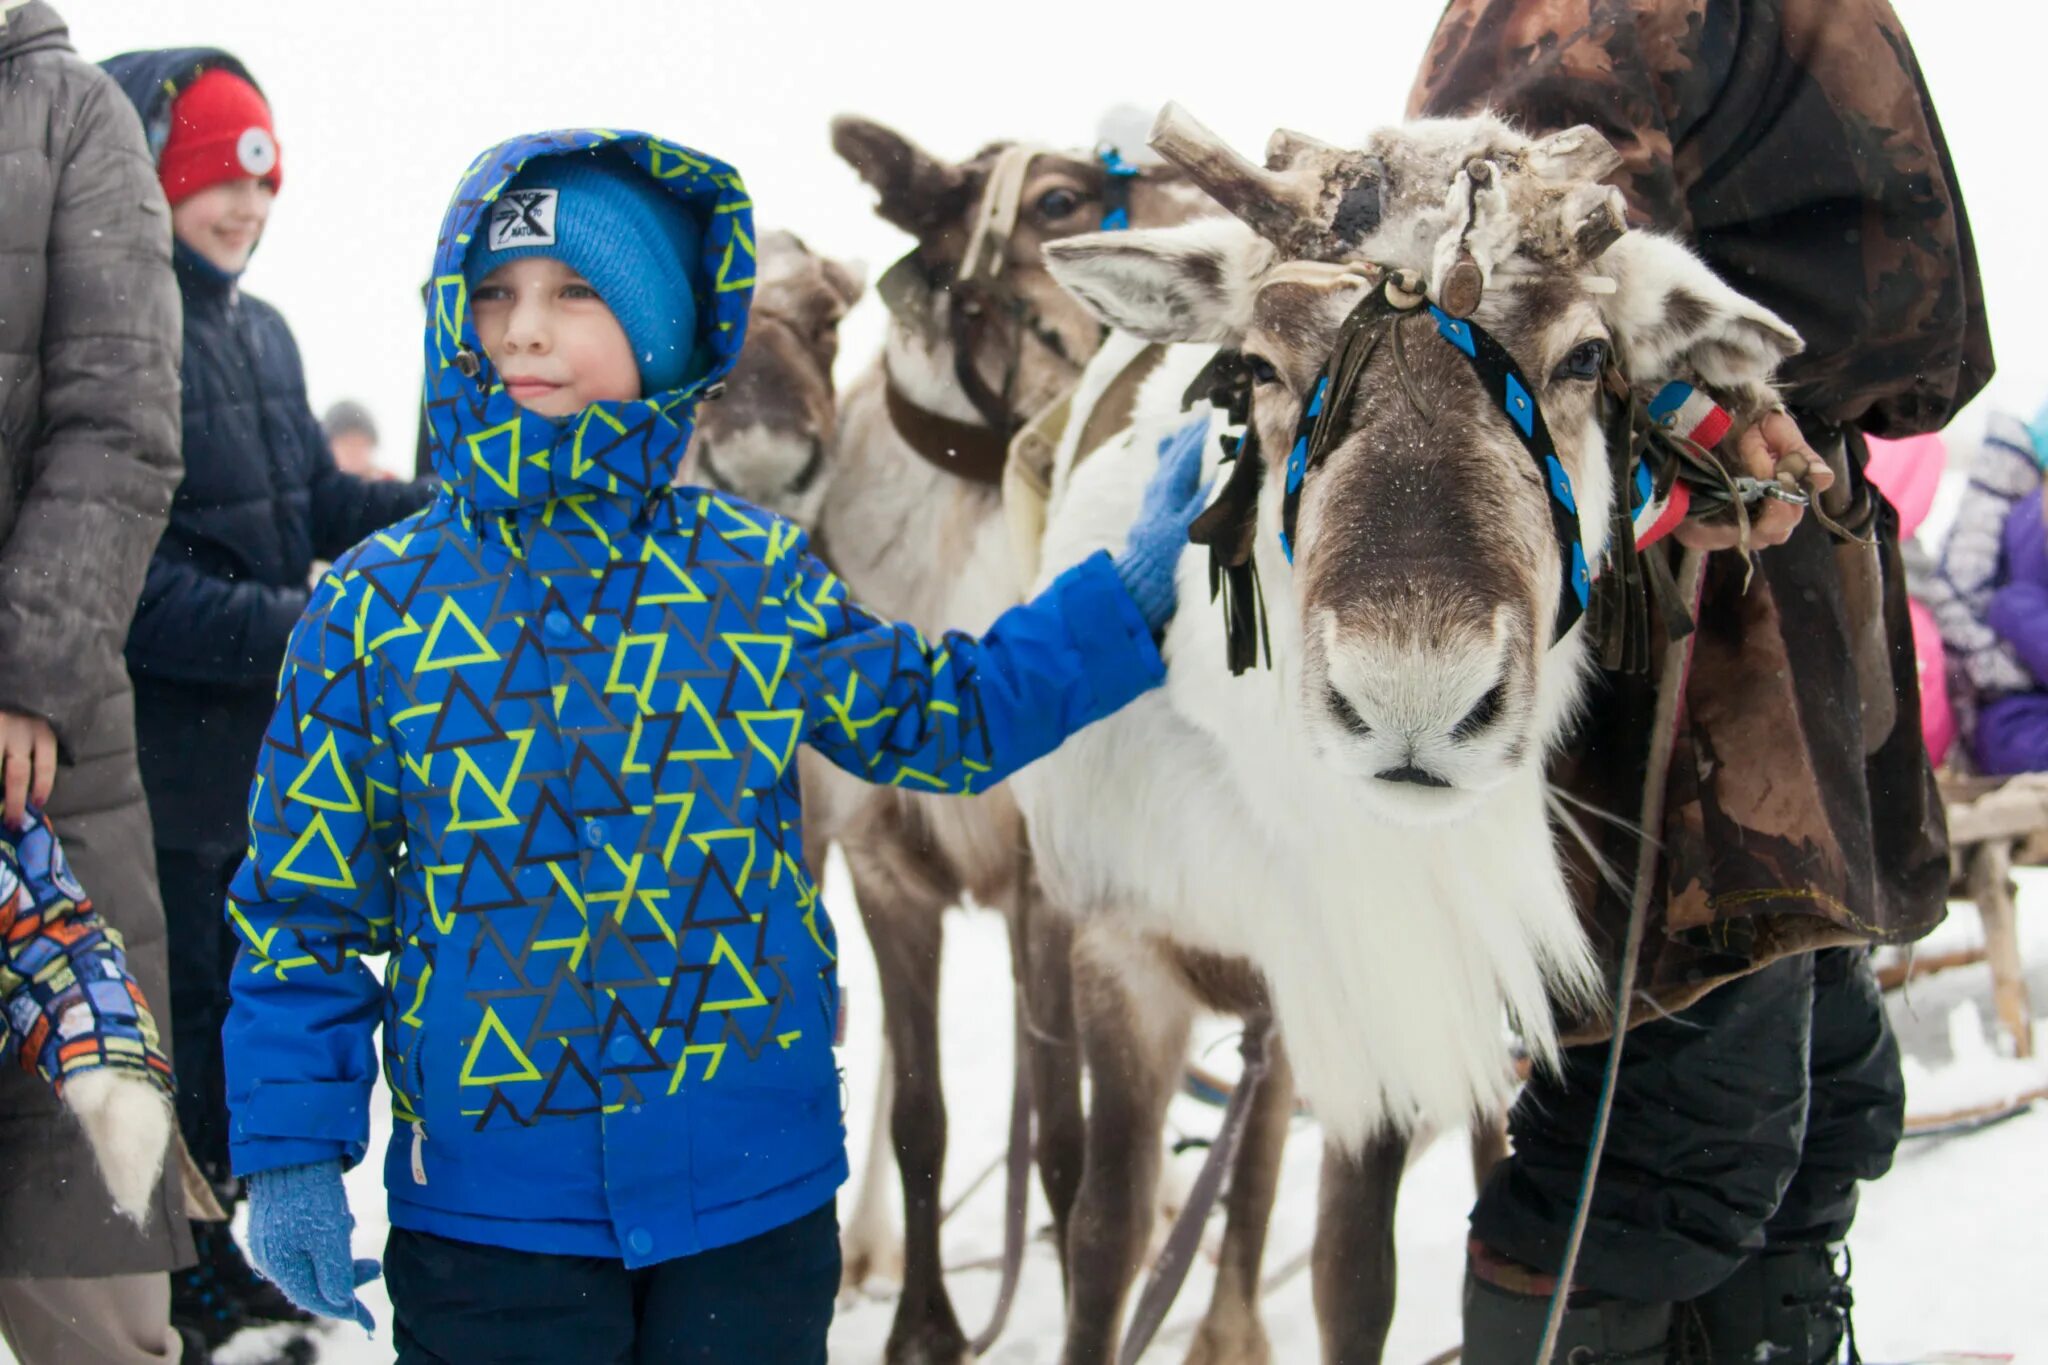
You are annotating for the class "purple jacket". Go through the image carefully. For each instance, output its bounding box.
[1986,491,2048,676]
[1976,489,2048,773]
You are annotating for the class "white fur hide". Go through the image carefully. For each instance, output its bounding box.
[64,1068,173,1225]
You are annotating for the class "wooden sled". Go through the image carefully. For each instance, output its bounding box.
[1878,770,2043,1059]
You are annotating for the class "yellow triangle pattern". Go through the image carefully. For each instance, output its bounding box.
[459,1007,543,1087]
[283,733,362,813]
[271,813,355,890]
[418,597,501,672]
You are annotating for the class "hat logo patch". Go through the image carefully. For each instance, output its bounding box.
[237,126,278,178]
[488,189,558,250]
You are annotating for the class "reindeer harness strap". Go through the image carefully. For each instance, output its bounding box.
[881,381,1012,486]
[1272,284,1593,641]
[883,143,1143,492]
[1190,276,1598,676]
[1097,143,1142,231]
[1424,304,1593,641]
[1186,271,1785,678]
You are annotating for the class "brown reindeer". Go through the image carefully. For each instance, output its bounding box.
[681,229,864,527]
[814,118,1212,1365]
[1014,107,1803,1363]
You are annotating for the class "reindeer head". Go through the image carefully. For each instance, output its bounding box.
[1048,107,1801,823]
[683,230,864,525]
[831,115,1201,427]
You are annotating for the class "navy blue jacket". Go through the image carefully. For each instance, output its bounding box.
[105,48,431,854]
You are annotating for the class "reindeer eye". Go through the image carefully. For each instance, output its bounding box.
[1555,339,1609,382]
[1035,187,1082,220]
[1245,354,1280,386]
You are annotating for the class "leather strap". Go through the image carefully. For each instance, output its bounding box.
[885,379,1011,486]
[1116,1016,1275,1365]
[1074,344,1167,471]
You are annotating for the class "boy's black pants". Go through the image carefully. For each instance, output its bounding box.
[1472,948,1904,1303]
[160,847,242,1196]
[385,1201,840,1364]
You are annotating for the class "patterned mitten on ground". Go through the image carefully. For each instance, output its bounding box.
[1112,417,1212,633]
[247,1159,381,1330]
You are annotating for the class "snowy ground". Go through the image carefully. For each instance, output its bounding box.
[104,856,2048,1364]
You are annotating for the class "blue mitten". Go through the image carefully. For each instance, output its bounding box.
[1113,418,1212,632]
[247,1159,381,1331]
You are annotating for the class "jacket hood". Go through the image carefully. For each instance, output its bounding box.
[422,130,756,511]
[0,2,70,60]
[100,47,263,163]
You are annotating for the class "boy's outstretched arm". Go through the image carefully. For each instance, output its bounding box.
[791,423,1206,792]
[224,570,400,1177]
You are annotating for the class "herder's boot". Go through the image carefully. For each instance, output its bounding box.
[1682,1245,1857,1365]
[1464,1267,1673,1364]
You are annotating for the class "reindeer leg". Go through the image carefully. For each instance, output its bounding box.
[1061,932,1194,1365]
[1311,1130,1409,1365]
[1184,1038,1296,1365]
[842,1053,904,1292]
[811,815,908,1295]
[848,806,972,1365]
[1017,872,1086,1278]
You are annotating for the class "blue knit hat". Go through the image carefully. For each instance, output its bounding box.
[464,150,705,397]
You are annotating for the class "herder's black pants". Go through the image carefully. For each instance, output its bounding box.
[1471,948,1903,1302]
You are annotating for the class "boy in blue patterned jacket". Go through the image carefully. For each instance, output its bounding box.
[226,130,1202,1362]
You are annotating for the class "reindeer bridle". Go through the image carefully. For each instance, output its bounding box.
[1183,266,1747,679]
[1188,274,1597,675]
[877,145,1150,485]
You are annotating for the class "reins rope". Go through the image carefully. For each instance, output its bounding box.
[1533,546,1705,1365]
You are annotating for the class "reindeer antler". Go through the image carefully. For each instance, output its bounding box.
[1148,103,1386,262]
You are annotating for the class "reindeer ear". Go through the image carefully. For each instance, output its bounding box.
[1527,124,1623,183]
[830,115,969,236]
[1598,231,1802,411]
[819,255,868,310]
[1044,219,1263,345]
[754,229,809,282]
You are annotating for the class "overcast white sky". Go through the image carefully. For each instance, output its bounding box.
[64,0,2048,473]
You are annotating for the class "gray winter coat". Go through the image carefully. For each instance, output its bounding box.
[0,0,191,1276]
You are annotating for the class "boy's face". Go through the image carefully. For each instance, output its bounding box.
[172,178,273,275]
[471,257,641,417]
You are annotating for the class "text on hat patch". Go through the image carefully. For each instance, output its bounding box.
[488,189,559,250]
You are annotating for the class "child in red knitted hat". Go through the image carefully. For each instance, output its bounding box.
[155,62,282,275]
[100,45,434,1356]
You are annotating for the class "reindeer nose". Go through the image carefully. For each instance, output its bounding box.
[1375,762,1452,789]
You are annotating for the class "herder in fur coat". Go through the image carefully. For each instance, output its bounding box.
[1410,0,1989,1359]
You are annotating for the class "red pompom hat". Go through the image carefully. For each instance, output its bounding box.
[157,67,282,206]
